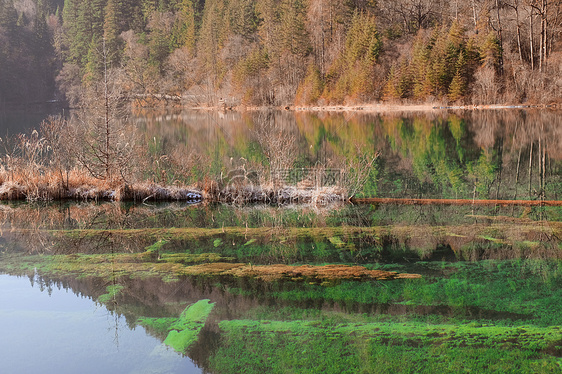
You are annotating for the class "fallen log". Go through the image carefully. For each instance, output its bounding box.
[349,197,562,207]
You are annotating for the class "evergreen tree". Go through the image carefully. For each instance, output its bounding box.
[0,0,18,35]
[324,10,382,103]
[103,0,122,65]
[295,63,324,104]
[170,0,197,53]
[198,0,229,85]
[480,31,502,71]
[228,0,258,39]
[279,0,310,57]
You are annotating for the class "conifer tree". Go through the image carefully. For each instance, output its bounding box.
[228,0,258,39]
[170,0,197,53]
[0,0,19,36]
[103,0,123,66]
[198,0,229,86]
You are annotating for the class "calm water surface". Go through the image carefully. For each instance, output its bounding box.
[2,109,562,373]
[0,274,201,374]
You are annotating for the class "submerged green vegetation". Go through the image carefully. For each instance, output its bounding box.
[211,319,562,373]
[2,196,562,372]
[6,242,562,372]
[139,300,215,353]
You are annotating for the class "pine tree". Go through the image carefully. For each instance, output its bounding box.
[198,0,229,85]
[104,0,122,65]
[83,37,103,83]
[295,63,324,104]
[170,0,197,54]
[228,0,258,39]
[0,0,19,35]
[448,71,465,102]
[480,31,502,71]
[279,0,310,57]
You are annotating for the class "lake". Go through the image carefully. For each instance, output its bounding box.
[1,109,562,373]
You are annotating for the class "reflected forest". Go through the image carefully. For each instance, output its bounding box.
[3,0,562,373]
[2,109,562,373]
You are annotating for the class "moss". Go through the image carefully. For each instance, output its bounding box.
[145,239,169,253]
[163,299,215,353]
[209,319,562,373]
[177,263,420,282]
[160,252,230,264]
[137,300,215,353]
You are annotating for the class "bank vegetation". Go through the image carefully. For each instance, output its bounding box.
[2,0,562,107]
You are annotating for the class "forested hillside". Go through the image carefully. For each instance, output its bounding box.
[2,0,562,107]
[0,0,63,105]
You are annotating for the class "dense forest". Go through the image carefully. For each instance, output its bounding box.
[1,0,562,107]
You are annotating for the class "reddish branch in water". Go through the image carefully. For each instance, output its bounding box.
[350,197,562,206]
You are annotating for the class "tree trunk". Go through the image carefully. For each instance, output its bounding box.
[472,0,478,31]
[539,1,544,71]
[495,0,504,74]
[515,3,523,63]
[542,0,548,68]
[529,8,535,70]
[528,141,533,198]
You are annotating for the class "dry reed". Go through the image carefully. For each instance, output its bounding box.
[0,168,202,202]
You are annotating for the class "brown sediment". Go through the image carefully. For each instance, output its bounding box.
[181,263,421,282]
[350,197,562,207]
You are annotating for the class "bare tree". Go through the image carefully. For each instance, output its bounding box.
[40,115,76,190]
[253,112,299,185]
[73,39,139,183]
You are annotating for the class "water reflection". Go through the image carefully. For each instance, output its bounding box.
[0,274,201,374]
[133,109,562,201]
[2,109,562,372]
[0,201,561,263]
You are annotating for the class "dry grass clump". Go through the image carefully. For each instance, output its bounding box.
[213,184,347,205]
[111,182,202,202]
[0,116,345,204]
[0,167,202,202]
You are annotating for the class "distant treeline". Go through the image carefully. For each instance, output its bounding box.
[2,0,562,106]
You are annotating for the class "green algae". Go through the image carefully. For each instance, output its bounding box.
[145,239,169,253]
[160,252,228,264]
[48,221,562,265]
[165,300,215,352]
[210,319,562,374]
[218,319,562,351]
[224,259,562,326]
[163,300,214,352]
[137,300,215,353]
[1,252,233,280]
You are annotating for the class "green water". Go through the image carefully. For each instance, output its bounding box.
[2,110,562,373]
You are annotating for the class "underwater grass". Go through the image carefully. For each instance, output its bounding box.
[48,220,562,263]
[225,259,562,326]
[4,250,562,327]
[210,319,562,374]
[138,299,215,353]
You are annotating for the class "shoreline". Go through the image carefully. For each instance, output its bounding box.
[184,102,559,113]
